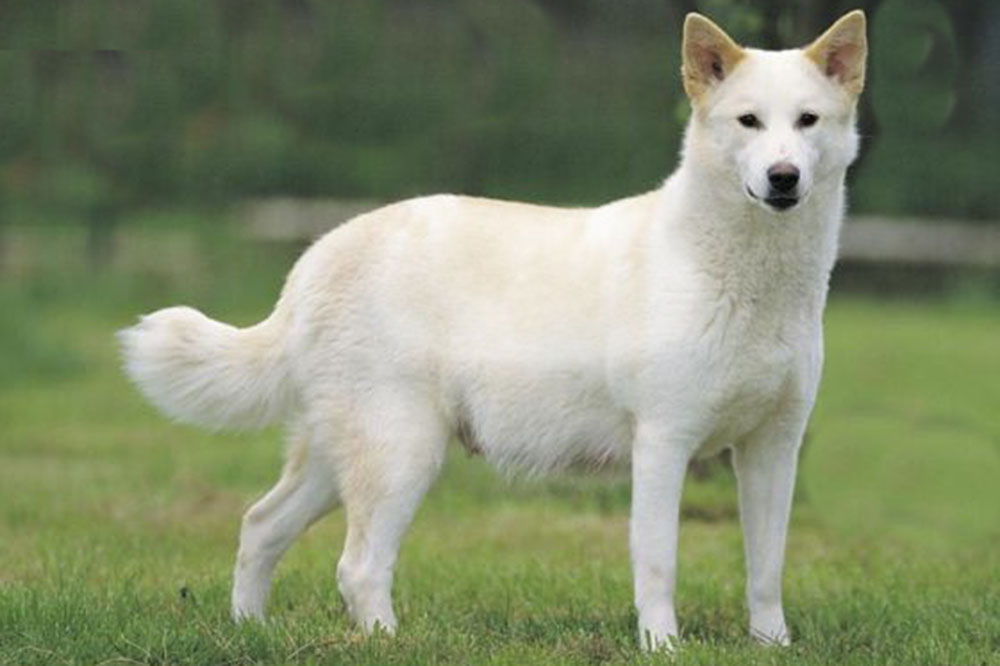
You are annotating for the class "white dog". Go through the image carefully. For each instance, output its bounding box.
[120,11,866,650]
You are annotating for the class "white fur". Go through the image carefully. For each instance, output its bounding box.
[118,306,293,429]
[119,12,866,651]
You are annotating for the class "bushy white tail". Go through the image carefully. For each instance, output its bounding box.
[118,306,293,430]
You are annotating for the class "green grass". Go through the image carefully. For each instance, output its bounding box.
[1,224,999,664]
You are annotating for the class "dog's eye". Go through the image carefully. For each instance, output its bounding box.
[737,113,761,129]
[797,112,819,128]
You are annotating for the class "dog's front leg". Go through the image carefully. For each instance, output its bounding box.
[629,423,693,651]
[732,420,805,646]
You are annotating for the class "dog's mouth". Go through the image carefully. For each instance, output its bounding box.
[746,186,799,212]
[765,195,799,211]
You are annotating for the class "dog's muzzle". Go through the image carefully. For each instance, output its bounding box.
[746,161,806,212]
[763,162,800,211]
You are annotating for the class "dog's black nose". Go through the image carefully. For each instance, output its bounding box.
[767,163,800,193]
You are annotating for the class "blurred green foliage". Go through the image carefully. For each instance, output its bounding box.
[0,0,997,225]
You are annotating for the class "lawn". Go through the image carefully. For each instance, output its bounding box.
[1,223,998,665]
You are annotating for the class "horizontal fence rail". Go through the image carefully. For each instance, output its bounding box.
[242,199,1000,268]
[838,216,1000,267]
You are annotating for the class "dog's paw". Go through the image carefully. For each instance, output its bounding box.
[231,605,267,624]
[638,630,679,653]
[636,604,679,652]
[750,623,791,647]
[362,615,397,636]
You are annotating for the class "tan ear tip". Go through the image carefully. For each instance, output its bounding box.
[843,9,867,27]
[684,12,713,31]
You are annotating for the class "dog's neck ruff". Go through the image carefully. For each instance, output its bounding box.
[655,158,846,314]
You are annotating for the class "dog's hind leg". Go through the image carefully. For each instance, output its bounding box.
[231,429,340,621]
[333,397,448,634]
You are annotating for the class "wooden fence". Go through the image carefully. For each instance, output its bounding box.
[242,199,1000,268]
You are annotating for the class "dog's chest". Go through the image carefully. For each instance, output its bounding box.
[693,294,811,451]
[681,221,827,434]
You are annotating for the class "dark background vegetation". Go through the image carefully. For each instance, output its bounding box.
[1,0,998,256]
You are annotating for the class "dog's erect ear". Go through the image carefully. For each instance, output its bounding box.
[804,10,867,98]
[682,13,746,101]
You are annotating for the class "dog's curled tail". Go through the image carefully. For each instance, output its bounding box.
[117,305,293,430]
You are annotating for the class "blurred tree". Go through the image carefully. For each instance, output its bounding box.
[0,0,996,241]
[853,0,997,217]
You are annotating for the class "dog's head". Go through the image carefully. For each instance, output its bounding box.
[681,11,867,213]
